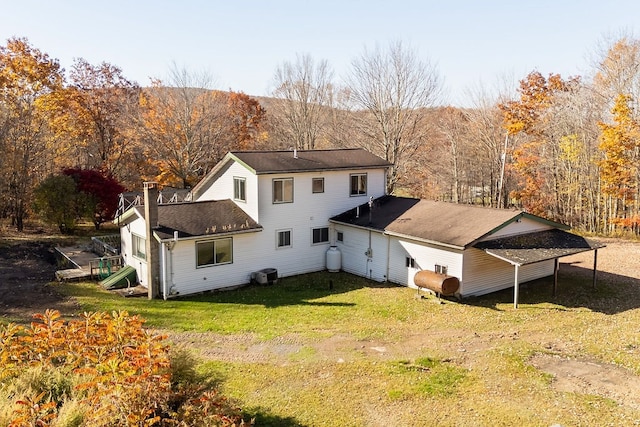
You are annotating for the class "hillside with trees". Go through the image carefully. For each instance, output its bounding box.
[2,36,640,236]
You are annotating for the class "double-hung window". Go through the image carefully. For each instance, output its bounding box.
[273,178,293,203]
[196,238,233,267]
[350,173,367,196]
[233,177,246,202]
[132,234,146,260]
[312,227,329,245]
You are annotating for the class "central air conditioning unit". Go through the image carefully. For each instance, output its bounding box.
[251,268,278,285]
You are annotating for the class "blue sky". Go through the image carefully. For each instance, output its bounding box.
[1,0,638,106]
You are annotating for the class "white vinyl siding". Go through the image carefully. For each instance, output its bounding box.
[387,238,463,288]
[461,248,555,296]
[162,232,262,296]
[255,169,387,279]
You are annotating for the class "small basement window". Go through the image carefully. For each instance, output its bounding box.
[277,229,292,248]
[435,264,448,275]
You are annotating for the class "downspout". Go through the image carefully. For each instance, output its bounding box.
[161,242,167,300]
[385,233,391,283]
[163,231,178,300]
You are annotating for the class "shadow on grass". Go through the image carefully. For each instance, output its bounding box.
[241,407,305,427]
[463,261,640,314]
[178,271,399,308]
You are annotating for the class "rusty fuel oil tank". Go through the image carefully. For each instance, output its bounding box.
[414,270,460,296]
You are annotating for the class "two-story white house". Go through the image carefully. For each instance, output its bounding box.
[115,148,601,307]
[115,148,391,299]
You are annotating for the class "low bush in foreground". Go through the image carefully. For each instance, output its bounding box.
[0,309,249,426]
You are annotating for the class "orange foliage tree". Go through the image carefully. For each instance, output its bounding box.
[0,37,64,231]
[499,71,579,217]
[598,94,640,233]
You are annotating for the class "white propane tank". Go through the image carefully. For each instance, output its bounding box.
[326,246,342,272]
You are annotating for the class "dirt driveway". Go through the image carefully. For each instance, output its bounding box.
[0,236,79,322]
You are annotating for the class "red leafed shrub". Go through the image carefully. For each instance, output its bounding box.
[0,309,249,426]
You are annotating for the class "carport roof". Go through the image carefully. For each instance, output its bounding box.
[473,229,605,266]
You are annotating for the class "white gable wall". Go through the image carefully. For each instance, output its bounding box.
[196,161,260,222]
[481,217,553,240]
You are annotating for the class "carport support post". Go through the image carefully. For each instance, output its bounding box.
[513,264,520,309]
[553,258,559,297]
[592,249,598,289]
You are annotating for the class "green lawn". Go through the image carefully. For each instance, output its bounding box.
[52,269,640,426]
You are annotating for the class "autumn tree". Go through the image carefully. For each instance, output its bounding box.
[592,36,640,116]
[227,90,267,150]
[345,41,442,193]
[499,71,580,217]
[597,94,640,233]
[51,58,141,177]
[62,167,125,229]
[0,37,64,231]
[138,65,229,188]
[32,174,82,232]
[270,53,334,149]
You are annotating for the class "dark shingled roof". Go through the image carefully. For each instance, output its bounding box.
[330,195,421,231]
[384,199,525,248]
[136,200,262,240]
[473,229,605,266]
[231,148,392,174]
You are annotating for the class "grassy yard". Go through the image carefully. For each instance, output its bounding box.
[50,266,640,427]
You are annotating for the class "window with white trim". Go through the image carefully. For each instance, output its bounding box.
[132,234,146,260]
[337,231,344,243]
[196,238,233,267]
[273,178,293,203]
[277,229,292,248]
[435,264,448,275]
[350,173,367,196]
[312,177,324,193]
[312,227,329,244]
[233,177,246,202]
[406,257,415,268]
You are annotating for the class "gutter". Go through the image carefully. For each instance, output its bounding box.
[382,230,465,252]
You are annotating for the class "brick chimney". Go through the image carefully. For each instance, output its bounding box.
[143,182,160,299]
